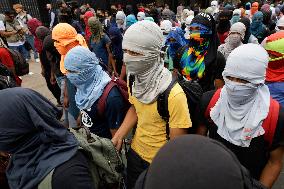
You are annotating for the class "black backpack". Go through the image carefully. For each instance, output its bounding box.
[157,73,203,138]
[6,48,29,76]
[0,63,17,89]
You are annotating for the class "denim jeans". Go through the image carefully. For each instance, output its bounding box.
[25,34,38,59]
[9,45,29,60]
[267,82,284,107]
[56,76,78,128]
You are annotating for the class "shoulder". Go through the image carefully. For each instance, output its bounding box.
[0,20,5,30]
[168,83,185,101]
[106,86,123,104]
[249,35,259,44]
[103,34,111,42]
[218,44,225,51]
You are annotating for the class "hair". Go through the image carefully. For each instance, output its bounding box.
[4,9,16,16]
[13,4,23,10]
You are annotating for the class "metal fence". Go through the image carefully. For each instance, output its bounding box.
[0,0,41,20]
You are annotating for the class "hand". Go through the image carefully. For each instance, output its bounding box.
[41,70,45,77]
[112,71,119,77]
[63,95,69,109]
[50,75,57,85]
[111,134,123,151]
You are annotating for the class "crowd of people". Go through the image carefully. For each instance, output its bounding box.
[0,0,284,188]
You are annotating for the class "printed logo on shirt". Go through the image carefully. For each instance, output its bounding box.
[81,110,93,127]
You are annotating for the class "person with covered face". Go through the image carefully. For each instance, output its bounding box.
[88,17,116,75]
[217,10,232,44]
[112,20,191,189]
[0,88,95,189]
[174,13,226,92]
[239,17,259,44]
[135,135,266,189]
[137,12,145,21]
[64,46,128,138]
[263,31,284,108]
[197,44,284,188]
[250,11,269,44]
[211,0,219,19]
[164,27,187,71]
[52,23,88,127]
[116,11,126,33]
[218,22,246,60]
[250,2,259,18]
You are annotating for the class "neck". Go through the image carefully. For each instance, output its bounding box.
[19,11,25,16]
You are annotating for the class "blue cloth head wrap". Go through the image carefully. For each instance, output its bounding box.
[64,46,111,110]
[126,14,138,27]
[165,27,187,58]
[250,11,266,39]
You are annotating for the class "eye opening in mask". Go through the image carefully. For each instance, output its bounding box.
[65,69,80,74]
[189,26,201,32]
[123,49,144,56]
[226,76,250,84]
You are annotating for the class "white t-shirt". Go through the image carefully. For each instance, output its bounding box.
[0,20,25,47]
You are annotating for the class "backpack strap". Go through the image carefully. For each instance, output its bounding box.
[157,76,177,140]
[205,88,222,120]
[262,98,280,147]
[97,81,117,117]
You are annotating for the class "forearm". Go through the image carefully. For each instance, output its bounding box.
[259,160,283,188]
[0,31,15,37]
[170,128,188,139]
[114,105,137,139]
[260,147,284,188]
[110,55,117,73]
[120,64,126,80]
[50,13,55,28]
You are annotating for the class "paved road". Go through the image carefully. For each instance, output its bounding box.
[22,60,284,189]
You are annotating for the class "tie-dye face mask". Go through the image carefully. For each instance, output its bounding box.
[180,23,212,80]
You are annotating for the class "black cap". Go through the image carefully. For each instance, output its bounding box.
[4,9,16,16]
[191,13,213,29]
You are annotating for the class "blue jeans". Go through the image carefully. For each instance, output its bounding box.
[9,45,29,60]
[267,82,284,107]
[56,76,79,128]
[25,34,38,59]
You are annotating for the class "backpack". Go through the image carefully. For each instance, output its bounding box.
[205,88,280,148]
[157,73,203,138]
[0,63,17,89]
[97,76,130,117]
[6,48,29,76]
[38,126,125,189]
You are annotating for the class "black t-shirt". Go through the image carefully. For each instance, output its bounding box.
[198,90,284,179]
[81,86,127,139]
[174,46,226,92]
[52,151,95,189]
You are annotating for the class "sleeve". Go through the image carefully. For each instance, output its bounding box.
[0,48,14,68]
[104,35,111,45]
[105,87,126,129]
[50,12,55,28]
[27,14,32,21]
[0,21,5,31]
[168,85,192,129]
[215,51,226,80]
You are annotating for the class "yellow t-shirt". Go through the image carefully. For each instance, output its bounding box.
[130,83,192,163]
